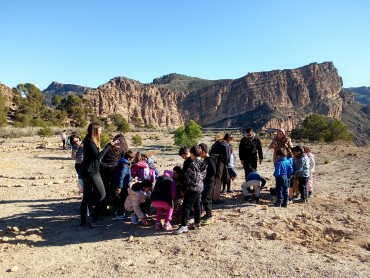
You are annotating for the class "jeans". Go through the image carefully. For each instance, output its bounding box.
[298,176,309,200]
[181,190,201,226]
[275,175,288,205]
[81,173,106,223]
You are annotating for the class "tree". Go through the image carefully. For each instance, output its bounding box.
[131,134,142,147]
[130,115,143,128]
[291,114,353,143]
[109,114,130,132]
[324,118,354,142]
[301,114,328,142]
[37,125,52,144]
[0,93,7,127]
[174,120,202,147]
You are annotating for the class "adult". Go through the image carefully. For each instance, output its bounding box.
[100,134,128,211]
[210,133,232,203]
[239,127,263,179]
[268,128,293,163]
[61,130,67,149]
[79,123,119,228]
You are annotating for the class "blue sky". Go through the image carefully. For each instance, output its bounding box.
[0,0,369,90]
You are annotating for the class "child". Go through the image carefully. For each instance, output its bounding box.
[303,146,315,197]
[70,135,84,192]
[114,151,134,219]
[174,145,207,235]
[172,166,184,223]
[241,168,266,203]
[286,149,296,203]
[291,146,310,202]
[124,180,153,225]
[179,146,192,174]
[199,143,217,225]
[151,170,176,230]
[222,144,237,193]
[131,156,151,181]
[273,148,293,207]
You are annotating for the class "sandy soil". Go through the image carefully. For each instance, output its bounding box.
[0,132,369,277]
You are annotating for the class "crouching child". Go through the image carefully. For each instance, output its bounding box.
[124,180,153,225]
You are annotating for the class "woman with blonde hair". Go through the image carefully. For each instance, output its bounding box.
[268,128,293,163]
[80,123,119,228]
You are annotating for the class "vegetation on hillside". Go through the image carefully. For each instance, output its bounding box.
[0,92,7,126]
[291,113,354,143]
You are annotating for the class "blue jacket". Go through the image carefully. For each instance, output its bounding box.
[274,157,293,177]
[114,158,132,189]
[246,171,266,187]
[286,156,295,175]
[295,154,310,177]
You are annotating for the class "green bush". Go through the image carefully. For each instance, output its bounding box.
[132,134,142,147]
[291,114,353,143]
[0,93,7,127]
[174,120,202,147]
[109,114,130,132]
[37,126,52,142]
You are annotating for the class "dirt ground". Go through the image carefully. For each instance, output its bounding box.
[0,132,369,277]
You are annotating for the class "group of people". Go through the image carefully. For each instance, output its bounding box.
[69,123,315,234]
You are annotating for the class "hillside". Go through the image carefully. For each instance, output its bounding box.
[84,62,345,130]
[345,86,370,105]
[42,82,92,105]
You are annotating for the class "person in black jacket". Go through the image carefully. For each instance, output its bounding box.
[199,143,217,225]
[100,134,128,211]
[210,133,233,203]
[238,127,263,179]
[79,123,120,228]
[173,145,207,235]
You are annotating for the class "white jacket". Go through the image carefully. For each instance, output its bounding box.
[307,153,315,173]
[124,188,147,220]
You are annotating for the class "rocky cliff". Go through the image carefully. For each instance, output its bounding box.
[84,62,345,132]
[0,83,15,107]
[43,82,92,105]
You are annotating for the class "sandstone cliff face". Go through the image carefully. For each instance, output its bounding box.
[84,78,187,128]
[82,62,345,131]
[182,62,344,126]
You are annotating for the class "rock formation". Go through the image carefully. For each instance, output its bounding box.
[84,62,345,132]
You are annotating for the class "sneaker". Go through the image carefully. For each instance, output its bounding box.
[130,214,139,224]
[281,203,288,208]
[221,189,227,194]
[308,191,314,198]
[115,213,127,220]
[274,202,282,207]
[226,189,234,193]
[155,223,162,230]
[162,223,172,230]
[188,223,201,230]
[90,219,109,227]
[173,225,188,235]
[201,217,214,225]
